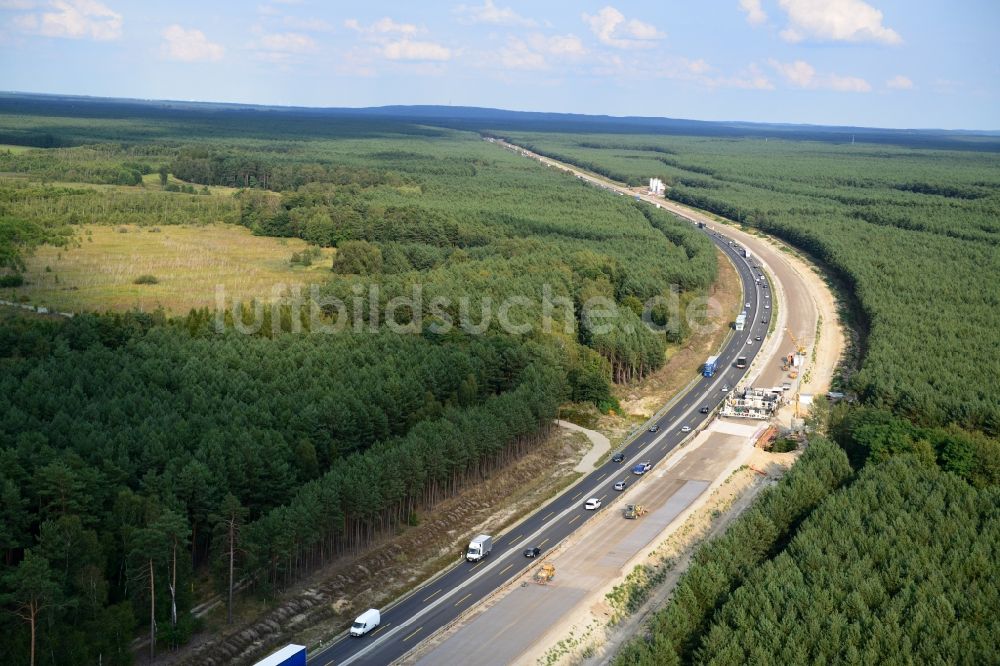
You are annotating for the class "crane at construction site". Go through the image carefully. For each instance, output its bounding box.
[782,327,807,373]
[785,327,807,355]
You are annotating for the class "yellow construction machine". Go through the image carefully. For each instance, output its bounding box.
[534,563,556,584]
[623,504,647,519]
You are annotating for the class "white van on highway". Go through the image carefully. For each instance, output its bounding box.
[350,608,381,637]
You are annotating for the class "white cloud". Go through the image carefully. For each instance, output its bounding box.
[346,16,453,65]
[826,73,872,92]
[685,58,711,75]
[769,58,871,92]
[258,31,315,53]
[162,24,224,62]
[704,63,775,90]
[582,6,663,49]
[345,17,419,37]
[886,74,913,90]
[728,63,775,90]
[281,15,334,33]
[542,33,585,57]
[13,0,122,40]
[500,37,546,70]
[455,0,535,27]
[383,39,451,61]
[739,0,767,25]
[777,0,901,44]
[770,58,815,86]
[664,57,711,79]
[497,32,586,70]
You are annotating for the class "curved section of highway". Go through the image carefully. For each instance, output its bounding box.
[308,218,767,665]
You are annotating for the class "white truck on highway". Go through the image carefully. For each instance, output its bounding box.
[466,534,493,562]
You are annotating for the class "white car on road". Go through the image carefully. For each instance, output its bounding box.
[584,497,602,510]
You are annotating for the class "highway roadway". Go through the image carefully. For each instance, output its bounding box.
[308,227,769,666]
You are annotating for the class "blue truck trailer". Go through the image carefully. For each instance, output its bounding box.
[254,645,306,666]
[703,355,719,377]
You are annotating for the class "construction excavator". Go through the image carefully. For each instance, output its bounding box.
[534,563,556,585]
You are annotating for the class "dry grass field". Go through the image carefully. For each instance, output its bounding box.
[10,223,335,314]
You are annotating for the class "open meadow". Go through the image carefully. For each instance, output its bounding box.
[12,223,334,313]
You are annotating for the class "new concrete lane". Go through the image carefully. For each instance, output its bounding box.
[309,234,763,666]
[416,477,710,665]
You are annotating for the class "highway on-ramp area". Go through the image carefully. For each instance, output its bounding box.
[308,226,768,666]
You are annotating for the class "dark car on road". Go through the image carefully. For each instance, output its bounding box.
[648,424,659,433]
[612,452,625,463]
[700,406,710,414]
[523,547,541,558]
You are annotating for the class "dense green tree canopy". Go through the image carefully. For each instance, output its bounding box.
[0,107,723,662]
[503,131,1000,435]
[694,457,999,665]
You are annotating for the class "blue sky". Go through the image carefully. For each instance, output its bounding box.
[0,0,997,129]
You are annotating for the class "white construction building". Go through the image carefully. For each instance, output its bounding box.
[648,178,665,196]
[721,387,784,420]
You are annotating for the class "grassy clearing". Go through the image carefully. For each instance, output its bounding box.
[10,223,334,313]
[140,171,241,196]
[0,143,32,154]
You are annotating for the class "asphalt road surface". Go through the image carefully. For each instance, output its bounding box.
[307,227,766,666]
